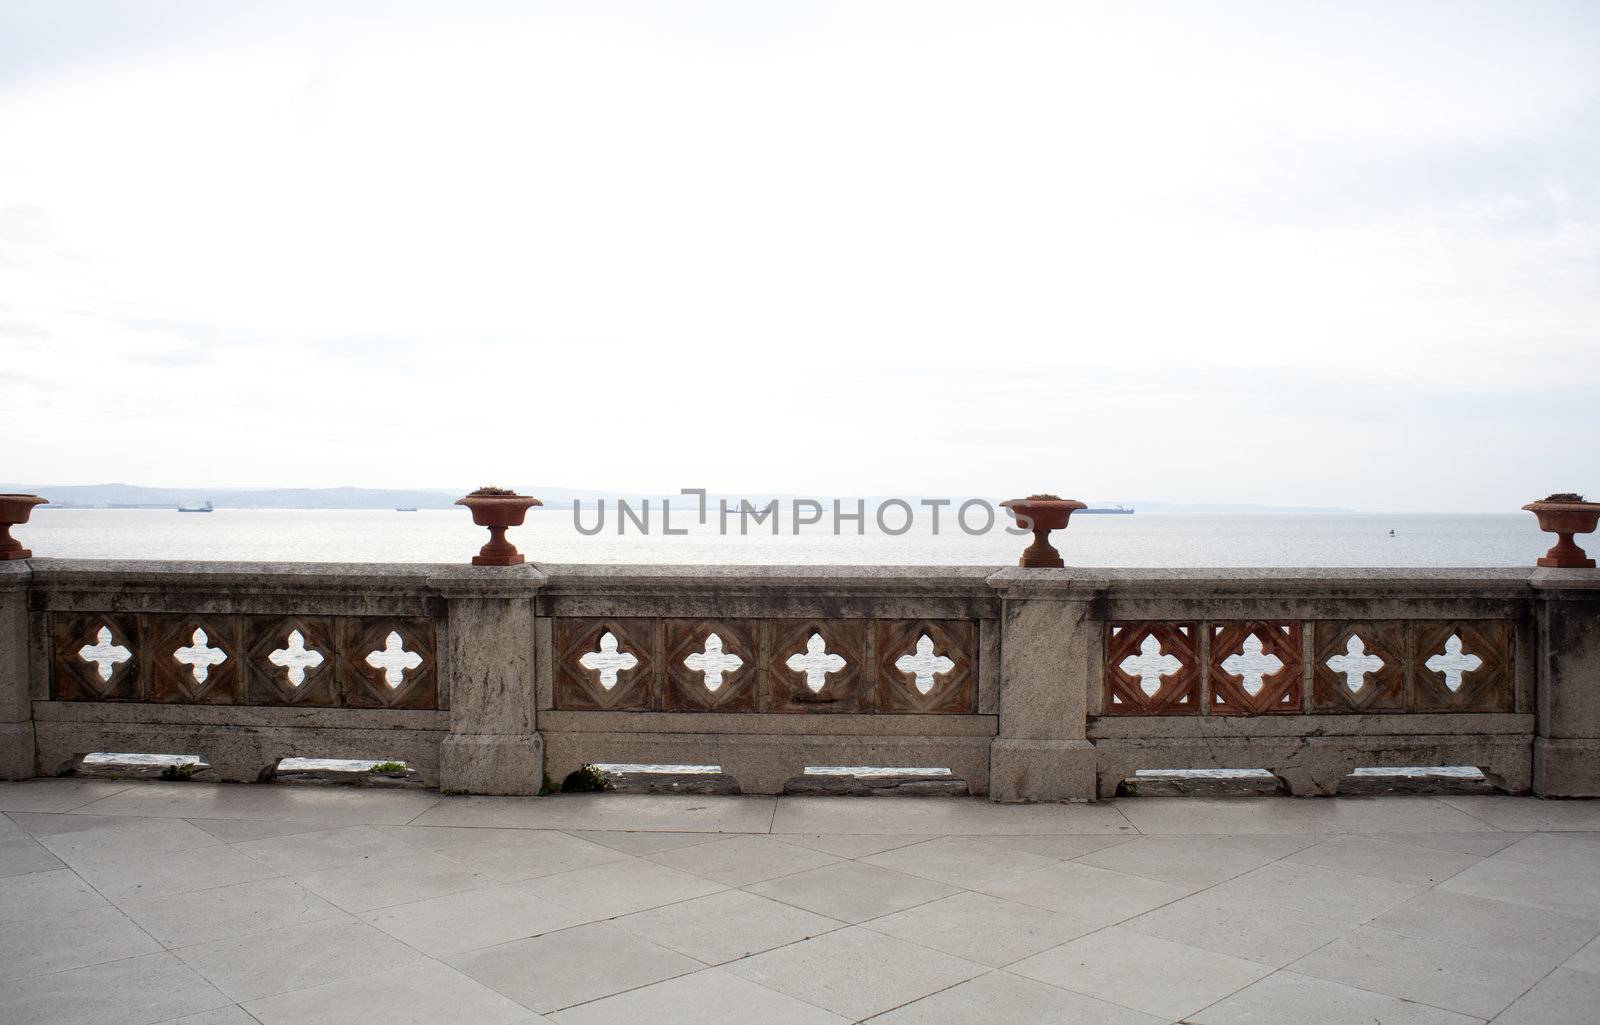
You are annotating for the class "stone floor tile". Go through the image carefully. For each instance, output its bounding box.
[1441,856,1600,920]
[361,881,598,956]
[413,793,777,833]
[612,888,841,964]
[0,779,134,814]
[71,781,443,826]
[447,921,701,1012]
[563,829,726,856]
[869,969,1170,1025]
[234,824,421,874]
[1187,970,1486,1025]
[293,851,496,913]
[1388,830,1532,857]
[746,859,958,924]
[433,829,636,883]
[37,815,221,868]
[119,877,349,947]
[367,823,541,851]
[0,867,106,923]
[1203,860,1425,923]
[174,918,433,1002]
[1494,967,1600,1025]
[861,835,1060,889]
[974,859,1196,925]
[1116,796,1497,836]
[725,925,986,1020]
[154,1005,263,1024]
[0,950,229,1025]
[771,795,1135,835]
[1008,924,1272,1021]
[1284,834,1484,886]
[1438,796,1600,832]
[1374,889,1600,962]
[774,832,935,858]
[186,818,342,843]
[646,833,840,886]
[547,967,848,1025]
[6,811,147,835]
[1123,890,1356,967]
[0,837,65,877]
[1490,831,1600,872]
[1074,833,1319,887]
[0,904,162,982]
[517,857,725,919]
[1291,925,1553,1019]
[961,832,1133,861]
[75,843,283,901]
[244,961,533,1025]
[0,814,23,840]
[1567,932,1600,975]
[865,890,1098,967]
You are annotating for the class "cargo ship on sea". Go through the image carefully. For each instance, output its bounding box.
[1080,504,1134,514]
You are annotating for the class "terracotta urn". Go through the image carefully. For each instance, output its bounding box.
[0,494,47,561]
[1000,495,1088,568]
[1522,494,1600,569]
[455,489,543,566]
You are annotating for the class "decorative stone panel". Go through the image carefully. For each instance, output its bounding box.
[555,618,655,711]
[51,614,142,701]
[1413,620,1511,712]
[1313,621,1406,713]
[1105,622,1202,715]
[767,619,868,713]
[48,612,440,709]
[875,620,975,714]
[149,616,244,704]
[552,616,979,714]
[1208,622,1304,715]
[1102,618,1514,717]
[663,619,760,712]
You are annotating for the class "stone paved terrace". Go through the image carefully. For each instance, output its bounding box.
[2,781,1599,1024]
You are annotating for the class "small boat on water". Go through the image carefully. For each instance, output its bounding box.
[395,507,418,512]
[178,500,214,513]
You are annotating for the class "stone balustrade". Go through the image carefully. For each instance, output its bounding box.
[2,559,1597,800]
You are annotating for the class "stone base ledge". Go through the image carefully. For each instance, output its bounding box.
[34,721,442,785]
[988,739,1097,804]
[1094,733,1531,798]
[543,730,990,797]
[440,734,545,796]
[1533,737,1600,797]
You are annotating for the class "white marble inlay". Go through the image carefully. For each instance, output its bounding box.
[174,628,227,683]
[684,632,743,691]
[78,626,132,682]
[1119,633,1183,698]
[1425,633,1483,693]
[580,630,639,690]
[786,632,846,693]
[1326,634,1384,694]
[365,630,422,688]
[1221,633,1284,697]
[269,629,325,687]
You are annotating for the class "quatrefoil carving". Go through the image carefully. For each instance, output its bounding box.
[683,633,743,692]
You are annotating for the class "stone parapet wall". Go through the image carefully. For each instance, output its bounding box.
[1,560,1596,801]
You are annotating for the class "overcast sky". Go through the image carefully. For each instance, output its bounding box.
[1,1,1595,511]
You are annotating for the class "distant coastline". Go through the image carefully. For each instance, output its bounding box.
[6,482,1359,514]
